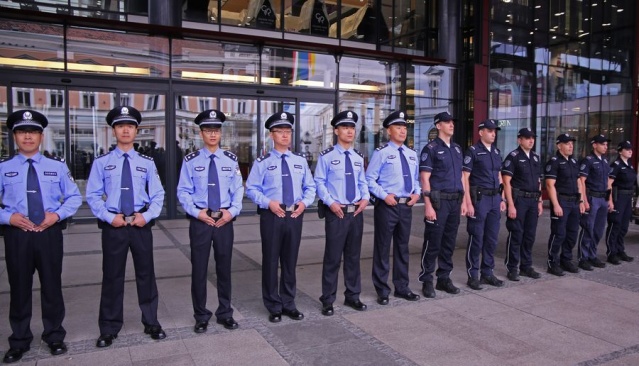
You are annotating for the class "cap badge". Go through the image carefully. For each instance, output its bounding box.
[281,112,287,120]
[210,111,216,119]
[121,107,129,115]
[23,111,32,120]
[347,111,353,119]
[399,112,404,118]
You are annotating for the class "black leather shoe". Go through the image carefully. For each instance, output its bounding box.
[393,290,420,301]
[560,261,579,273]
[282,309,304,320]
[422,282,435,298]
[436,278,460,294]
[144,325,166,340]
[47,342,67,356]
[194,321,209,333]
[3,347,29,363]
[344,299,367,311]
[96,334,117,348]
[321,304,334,316]
[547,265,565,277]
[268,312,282,323]
[467,277,483,290]
[619,252,634,262]
[216,317,239,330]
[607,254,621,265]
[507,270,520,281]
[520,268,541,279]
[481,274,504,287]
[377,296,389,305]
[578,260,593,271]
[590,257,606,268]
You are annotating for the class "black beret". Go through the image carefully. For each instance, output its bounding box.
[7,109,48,131]
[382,111,407,128]
[265,112,294,129]
[331,110,358,127]
[106,106,141,127]
[195,109,226,128]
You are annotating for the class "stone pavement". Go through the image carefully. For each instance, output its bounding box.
[1,205,639,365]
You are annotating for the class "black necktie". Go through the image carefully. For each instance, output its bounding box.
[120,153,134,215]
[344,151,356,202]
[208,155,221,211]
[281,154,294,206]
[26,159,45,224]
[398,147,412,193]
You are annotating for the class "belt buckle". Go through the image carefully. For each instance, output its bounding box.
[346,205,356,213]
[285,205,296,212]
[124,215,135,224]
[397,197,408,204]
[208,210,223,219]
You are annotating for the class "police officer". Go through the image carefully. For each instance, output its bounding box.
[462,119,506,290]
[177,110,243,332]
[366,111,421,305]
[0,110,81,363]
[315,111,369,316]
[502,128,543,281]
[418,112,466,298]
[246,112,316,322]
[545,133,584,276]
[606,141,636,264]
[577,134,610,270]
[86,106,166,347]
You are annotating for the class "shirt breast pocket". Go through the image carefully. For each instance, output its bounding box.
[434,154,448,171]
[40,175,62,198]
[104,172,120,194]
[2,176,23,196]
[133,171,147,191]
[264,170,279,185]
[329,165,345,180]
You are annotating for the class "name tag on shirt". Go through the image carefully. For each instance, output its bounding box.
[105,165,116,170]
[222,167,232,171]
[136,167,147,173]
[44,171,57,176]
[195,166,205,172]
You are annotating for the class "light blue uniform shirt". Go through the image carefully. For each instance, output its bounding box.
[314,144,370,206]
[0,152,82,224]
[86,147,165,224]
[365,141,420,199]
[246,149,316,209]
[177,148,244,218]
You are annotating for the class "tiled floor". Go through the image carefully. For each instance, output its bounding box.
[1,206,639,365]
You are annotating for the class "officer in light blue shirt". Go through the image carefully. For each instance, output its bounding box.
[177,109,243,333]
[86,106,166,348]
[246,111,316,323]
[365,111,421,306]
[0,110,81,363]
[315,110,369,316]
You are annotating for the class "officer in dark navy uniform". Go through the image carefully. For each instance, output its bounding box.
[177,110,243,333]
[501,128,543,281]
[576,134,611,270]
[366,111,421,305]
[315,111,369,316]
[86,106,166,347]
[544,133,584,276]
[462,119,506,290]
[246,112,316,323]
[418,112,466,298]
[606,141,636,264]
[0,110,81,363]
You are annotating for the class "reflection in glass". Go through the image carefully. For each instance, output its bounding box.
[339,56,398,94]
[0,86,9,157]
[0,20,64,72]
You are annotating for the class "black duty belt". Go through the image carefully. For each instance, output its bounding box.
[440,192,463,200]
[617,189,635,195]
[478,187,499,196]
[520,191,541,199]
[588,191,607,198]
[558,194,579,202]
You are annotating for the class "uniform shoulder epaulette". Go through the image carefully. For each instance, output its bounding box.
[320,147,334,156]
[95,153,109,160]
[427,142,437,149]
[292,151,303,157]
[470,145,476,150]
[376,143,389,151]
[586,155,593,160]
[510,150,518,156]
[45,155,65,163]
[353,148,363,158]
[551,156,557,161]
[495,148,500,154]
[139,153,153,161]
[0,156,12,164]
[224,150,237,161]
[184,151,200,162]
[256,153,270,162]
[613,160,620,165]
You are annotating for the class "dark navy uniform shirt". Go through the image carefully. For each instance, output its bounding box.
[501,147,542,192]
[419,137,464,193]
[579,152,609,192]
[544,152,579,195]
[609,157,637,190]
[462,142,502,189]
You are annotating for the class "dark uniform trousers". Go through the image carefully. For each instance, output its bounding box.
[505,196,539,271]
[466,194,501,278]
[189,218,234,322]
[99,224,159,335]
[418,198,461,283]
[548,198,580,266]
[372,201,412,296]
[606,192,633,257]
[320,210,363,305]
[260,210,304,314]
[577,196,608,260]
[4,224,66,349]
